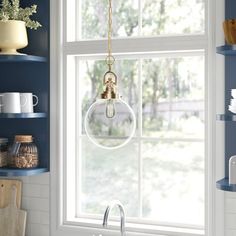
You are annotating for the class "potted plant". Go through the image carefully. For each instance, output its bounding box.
[0,0,41,55]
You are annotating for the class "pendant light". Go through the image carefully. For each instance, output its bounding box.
[84,0,136,149]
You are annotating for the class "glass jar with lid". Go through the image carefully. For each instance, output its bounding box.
[9,135,39,168]
[0,138,8,167]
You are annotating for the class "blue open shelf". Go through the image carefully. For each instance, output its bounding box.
[0,55,47,62]
[0,113,47,119]
[0,168,48,177]
[217,45,236,56]
[0,0,50,176]
[216,178,236,192]
[216,114,236,121]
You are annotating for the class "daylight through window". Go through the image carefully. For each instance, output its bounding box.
[63,0,206,234]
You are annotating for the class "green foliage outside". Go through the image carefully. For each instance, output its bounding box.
[81,0,204,39]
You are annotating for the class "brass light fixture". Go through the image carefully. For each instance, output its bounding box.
[84,0,136,149]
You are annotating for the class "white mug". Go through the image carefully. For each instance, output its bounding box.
[229,155,236,185]
[20,93,38,113]
[231,99,236,107]
[0,92,26,113]
[231,89,236,99]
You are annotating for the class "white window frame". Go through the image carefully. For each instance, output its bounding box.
[50,0,225,236]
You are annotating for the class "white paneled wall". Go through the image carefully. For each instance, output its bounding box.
[0,174,50,236]
[20,173,50,236]
[225,192,236,236]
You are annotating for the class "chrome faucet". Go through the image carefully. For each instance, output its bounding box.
[102,200,126,236]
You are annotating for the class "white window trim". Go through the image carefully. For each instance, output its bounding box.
[50,0,225,235]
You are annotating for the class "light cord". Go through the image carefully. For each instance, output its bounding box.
[106,0,115,71]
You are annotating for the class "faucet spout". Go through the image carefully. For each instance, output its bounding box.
[102,200,126,236]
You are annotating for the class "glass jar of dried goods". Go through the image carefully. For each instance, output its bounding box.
[0,138,8,167]
[9,135,39,168]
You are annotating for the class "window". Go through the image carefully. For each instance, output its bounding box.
[54,0,214,235]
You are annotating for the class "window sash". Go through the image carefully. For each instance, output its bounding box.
[64,52,205,231]
[66,0,206,41]
[63,35,207,56]
[57,1,208,235]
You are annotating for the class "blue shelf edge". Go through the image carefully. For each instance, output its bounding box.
[0,55,47,62]
[0,113,47,119]
[216,114,236,121]
[0,167,49,176]
[216,45,236,55]
[216,178,236,192]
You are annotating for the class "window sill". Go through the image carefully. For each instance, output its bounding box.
[63,218,204,236]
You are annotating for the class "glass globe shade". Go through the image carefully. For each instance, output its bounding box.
[84,98,136,149]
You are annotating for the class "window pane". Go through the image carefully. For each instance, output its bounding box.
[142,56,204,139]
[81,0,139,39]
[79,137,139,217]
[78,58,140,217]
[142,0,205,36]
[72,0,205,40]
[79,59,139,135]
[142,140,204,226]
[70,55,205,228]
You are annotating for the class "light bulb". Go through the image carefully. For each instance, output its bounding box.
[106,99,115,118]
[84,98,136,149]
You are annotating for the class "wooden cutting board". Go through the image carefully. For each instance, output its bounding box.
[0,185,27,236]
[0,179,22,208]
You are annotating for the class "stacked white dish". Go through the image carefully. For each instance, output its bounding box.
[229,89,236,114]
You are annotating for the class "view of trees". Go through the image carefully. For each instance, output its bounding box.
[80,57,204,225]
[74,0,205,227]
[81,0,204,39]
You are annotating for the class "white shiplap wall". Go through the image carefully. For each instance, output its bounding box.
[0,174,49,236]
[20,173,50,236]
[225,192,236,236]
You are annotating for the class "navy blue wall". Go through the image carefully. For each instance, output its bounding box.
[0,0,50,170]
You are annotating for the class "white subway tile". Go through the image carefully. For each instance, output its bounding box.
[20,176,30,183]
[27,210,41,224]
[226,198,236,213]
[22,197,49,212]
[23,184,41,198]
[22,184,49,199]
[40,224,50,236]
[40,212,50,225]
[28,224,43,236]
[226,192,236,199]
[28,173,50,185]
[27,224,50,236]
[225,229,236,236]
[40,185,50,198]
[226,213,236,229]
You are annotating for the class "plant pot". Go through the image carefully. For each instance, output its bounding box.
[223,19,236,45]
[0,20,28,55]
